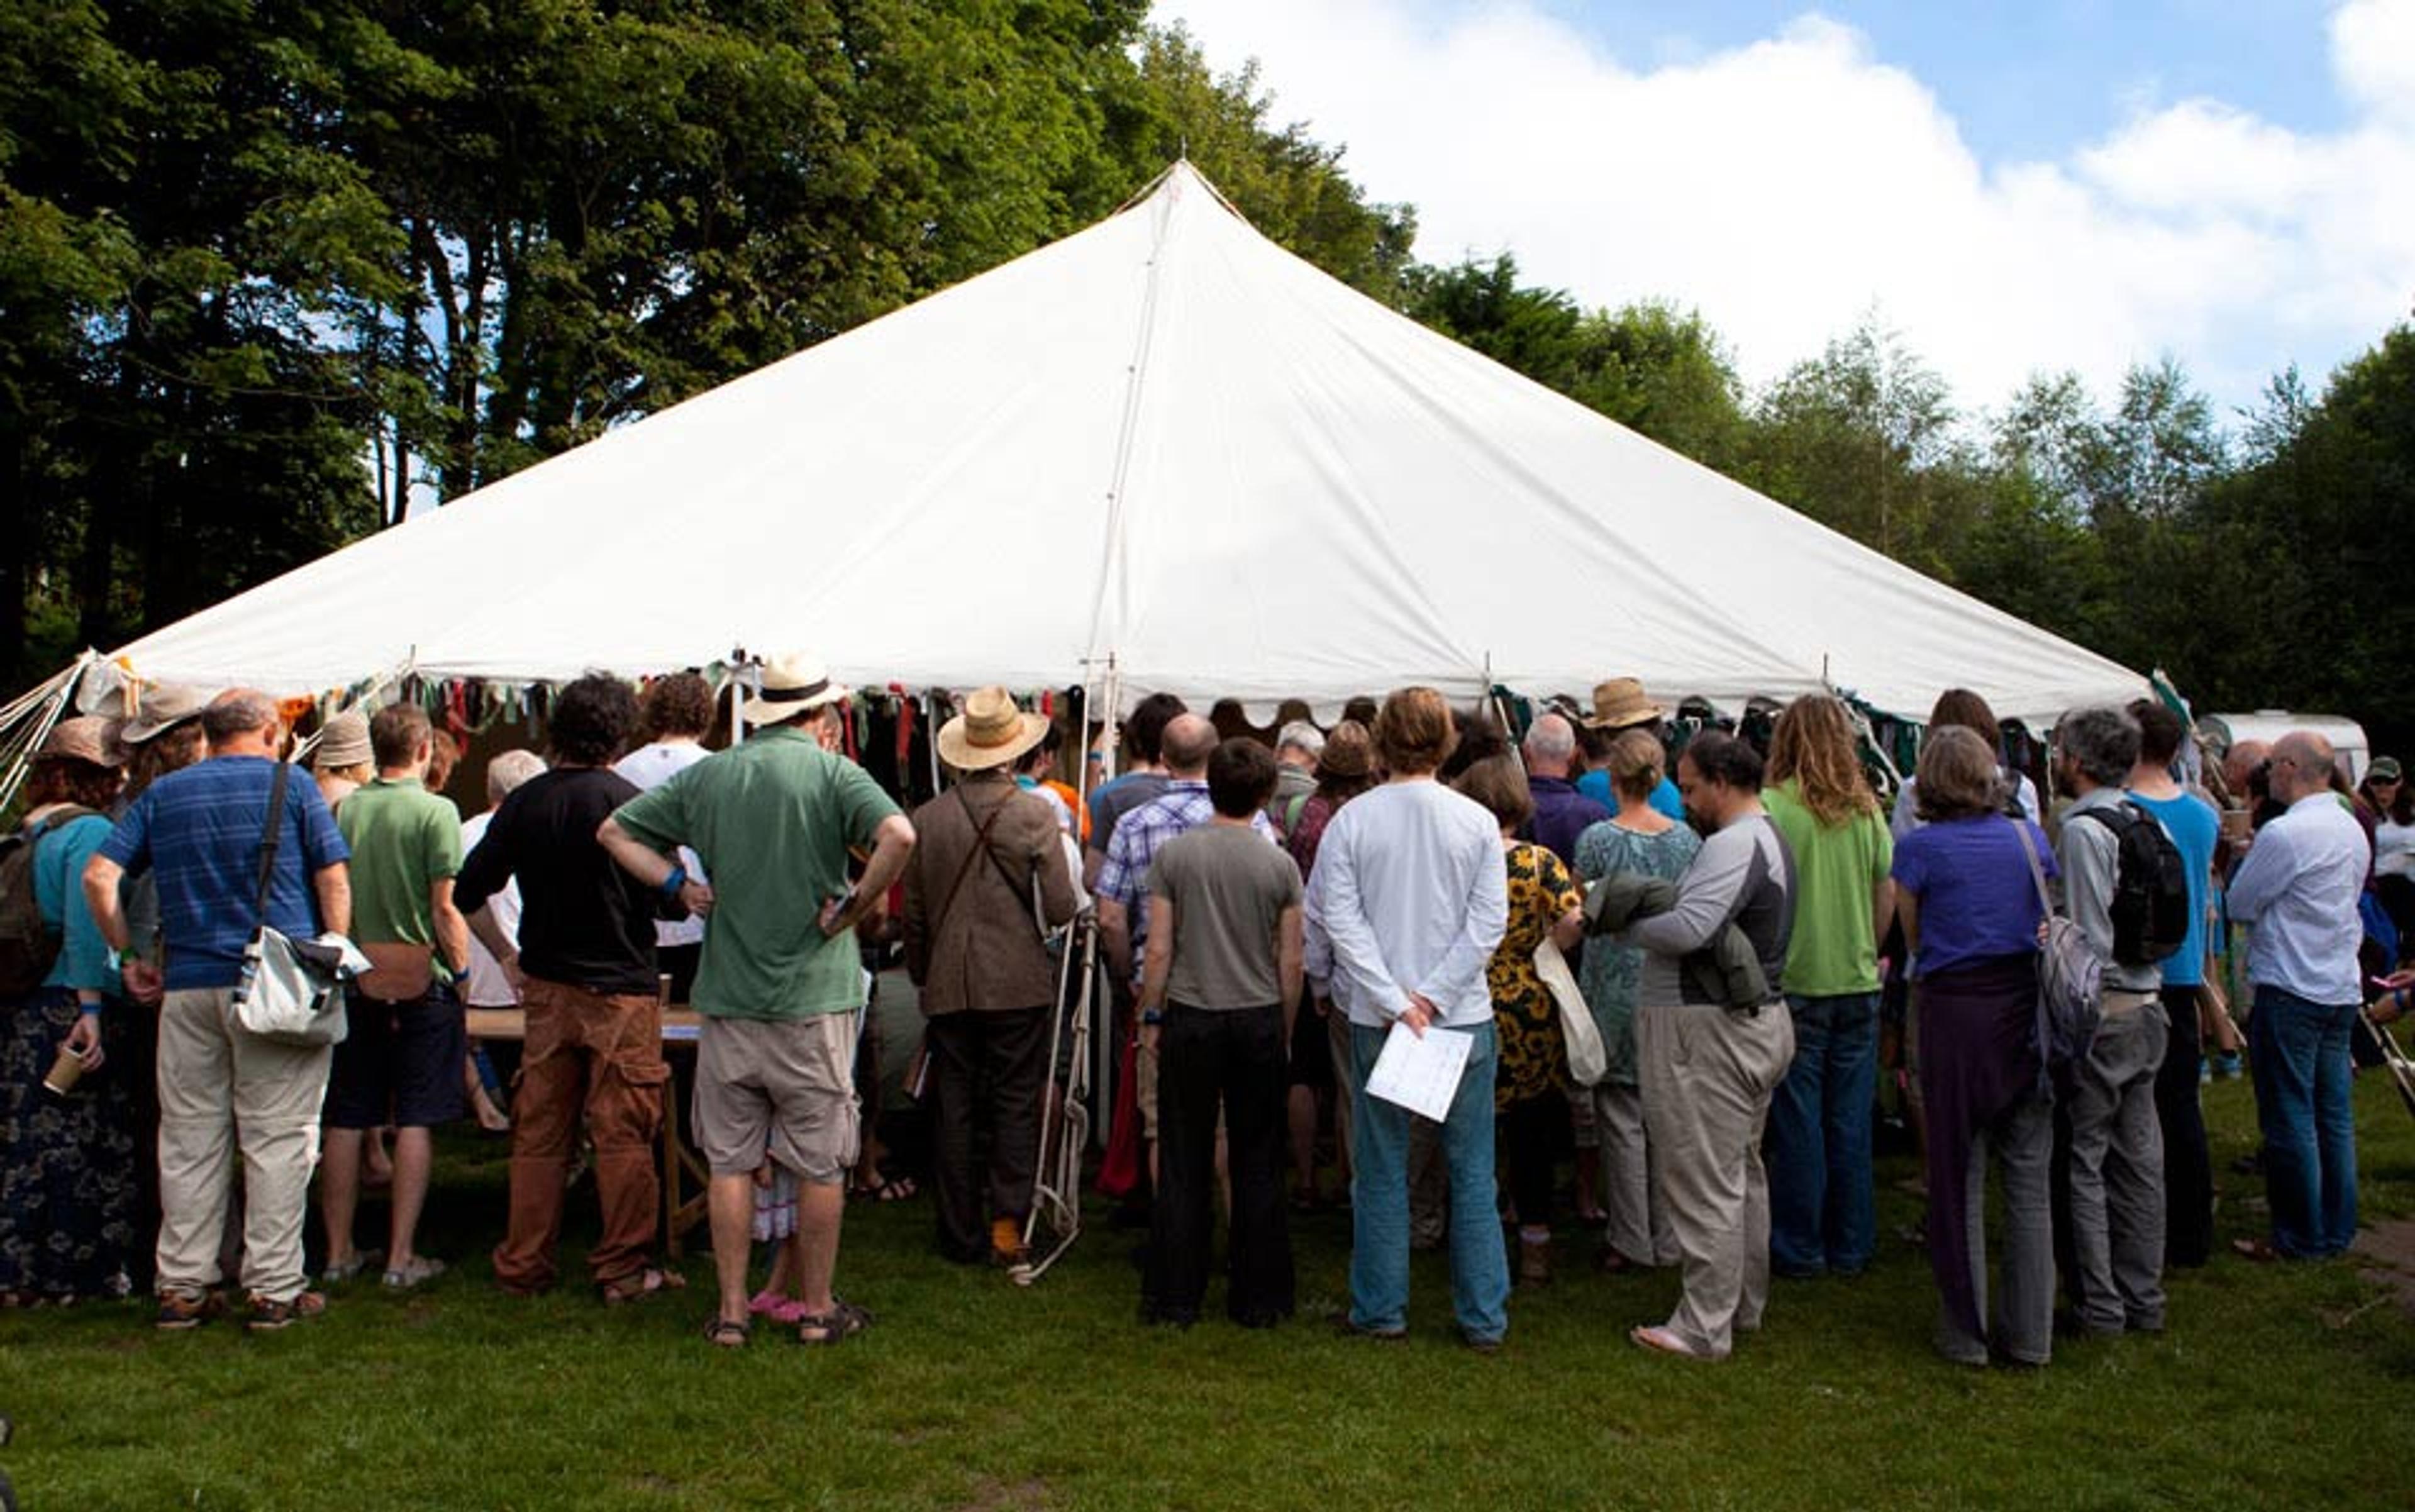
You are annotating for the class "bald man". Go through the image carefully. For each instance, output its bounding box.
[2226,730,2370,1260]
[1523,713,1611,865]
[84,691,353,1330]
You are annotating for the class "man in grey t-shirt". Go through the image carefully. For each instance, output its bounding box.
[1136,738,1303,1328]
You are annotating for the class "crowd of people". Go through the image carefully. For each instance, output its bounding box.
[0,657,2392,1365]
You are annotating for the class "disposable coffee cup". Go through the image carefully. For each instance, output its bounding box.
[2220,807,2251,843]
[42,1045,85,1097]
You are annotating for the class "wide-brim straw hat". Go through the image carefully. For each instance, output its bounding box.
[121,684,211,744]
[937,687,1050,772]
[1580,677,1665,731]
[36,716,126,768]
[743,652,851,726]
[311,710,373,770]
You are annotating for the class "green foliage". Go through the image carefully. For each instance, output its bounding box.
[4,0,2411,764]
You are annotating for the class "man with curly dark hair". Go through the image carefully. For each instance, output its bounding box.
[458,673,686,1304]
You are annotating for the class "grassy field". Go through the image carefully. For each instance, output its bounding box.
[2,1070,2410,1511]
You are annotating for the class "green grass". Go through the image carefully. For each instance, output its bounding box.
[4,1072,2412,1511]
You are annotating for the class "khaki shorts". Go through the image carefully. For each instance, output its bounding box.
[694,1012,859,1184]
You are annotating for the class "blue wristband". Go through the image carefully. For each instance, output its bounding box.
[78,1001,103,1017]
[659,864,687,898]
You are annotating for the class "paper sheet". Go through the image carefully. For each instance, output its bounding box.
[1364,1020,1474,1121]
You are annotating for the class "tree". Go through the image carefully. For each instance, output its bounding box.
[1743,316,1965,570]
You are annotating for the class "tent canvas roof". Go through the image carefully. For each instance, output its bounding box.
[94,162,2145,725]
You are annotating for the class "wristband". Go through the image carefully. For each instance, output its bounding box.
[1141,1009,1163,1026]
[105,948,124,974]
[79,1001,103,1016]
[659,864,688,898]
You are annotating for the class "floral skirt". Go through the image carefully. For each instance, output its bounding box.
[0,990,140,1299]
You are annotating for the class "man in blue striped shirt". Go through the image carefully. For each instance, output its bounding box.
[86,691,351,1331]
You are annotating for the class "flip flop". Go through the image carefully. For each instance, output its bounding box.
[851,1175,917,1203]
[1629,1324,1719,1361]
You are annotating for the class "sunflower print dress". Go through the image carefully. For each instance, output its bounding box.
[1489,840,1585,1110]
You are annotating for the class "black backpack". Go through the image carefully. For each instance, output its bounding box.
[0,806,102,996]
[2068,801,2192,968]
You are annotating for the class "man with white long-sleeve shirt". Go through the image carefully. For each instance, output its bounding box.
[1305,687,1509,1349]
[1615,731,1797,1362]
[2228,730,2370,1260]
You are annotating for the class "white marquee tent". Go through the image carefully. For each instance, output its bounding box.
[68,162,2144,725]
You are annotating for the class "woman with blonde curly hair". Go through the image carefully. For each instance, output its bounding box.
[1762,694,1894,1279]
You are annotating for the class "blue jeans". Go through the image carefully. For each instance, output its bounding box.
[1765,991,1879,1277]
[2248,987,2359,1257]
[1348,1021,1509,1342]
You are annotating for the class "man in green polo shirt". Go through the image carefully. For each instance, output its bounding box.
[600,653,914,1348]
[321,703,473,1291]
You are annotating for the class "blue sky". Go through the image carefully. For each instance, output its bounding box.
[1162,0,2415,424]
[1534,2,2343,160]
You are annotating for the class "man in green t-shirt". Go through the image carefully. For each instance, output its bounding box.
[601,653,915,1347]
[321,703,472,1292]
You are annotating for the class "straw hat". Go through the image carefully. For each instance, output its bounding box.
[937,687,1050,772]
[36,716,125,768]
[121,684,211,744]
[1316,720,1373,779]
[743,652,851,726]
[311,710,372,771]
[1580,677,1665,731]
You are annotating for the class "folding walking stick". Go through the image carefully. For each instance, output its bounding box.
[1018,908,1099,1284]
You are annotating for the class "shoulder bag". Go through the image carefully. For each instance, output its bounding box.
[231,762,361,1047]
[2011,814,2101,1099]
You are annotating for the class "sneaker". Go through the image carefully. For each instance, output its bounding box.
[245,1290,327,1332]
[154,1289,225,1331]
[2215,1051,2245,1080]
[382,1256,447,1290]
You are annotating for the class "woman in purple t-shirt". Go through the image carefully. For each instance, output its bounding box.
[1890,726,2057,1369]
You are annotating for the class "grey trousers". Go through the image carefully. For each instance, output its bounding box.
[1638,1000,1796,1358]
[1938,1094,2055,1364]
[2066,1000,2168,1332]
[1590,1081,1676,1267]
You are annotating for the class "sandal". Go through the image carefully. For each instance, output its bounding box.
[852,1174,916,1203]
[794,1297,874,1345]
[702,1316,752,1349]
[599,1267,688,1306]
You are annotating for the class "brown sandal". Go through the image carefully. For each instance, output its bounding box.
[701,1316,751,1348]
[601,1267,688,1306]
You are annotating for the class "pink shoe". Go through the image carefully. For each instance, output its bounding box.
[747,1289,807,1323]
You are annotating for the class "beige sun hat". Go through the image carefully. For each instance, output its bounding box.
[1580,677,1665,731]
[743,652,851,727]
[311,710,373,771]
[937,687,1051,772]
[36,716,126,768]
[120,684,211,744]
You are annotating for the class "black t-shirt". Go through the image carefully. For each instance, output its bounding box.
[456,767,662,996]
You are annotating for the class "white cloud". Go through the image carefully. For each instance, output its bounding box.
[1159,0,2415,421]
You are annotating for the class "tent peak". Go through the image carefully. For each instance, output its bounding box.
[1114,158,1247,224]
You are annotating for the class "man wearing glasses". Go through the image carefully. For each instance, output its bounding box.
[2226,732,2371,1261]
